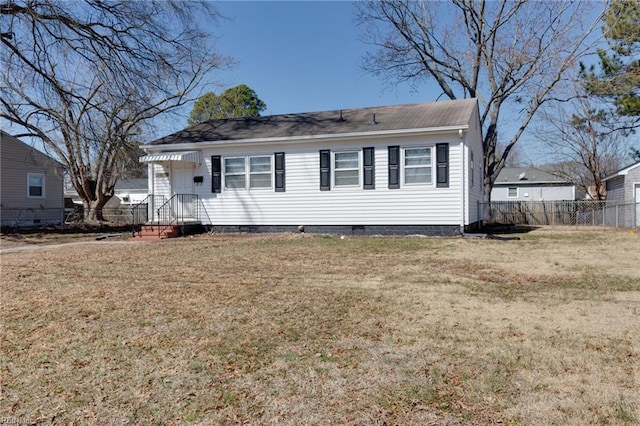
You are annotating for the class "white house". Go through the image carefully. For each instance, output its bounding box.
[139,99,483,236]
[603,161,640,227]
[491,167,576,201]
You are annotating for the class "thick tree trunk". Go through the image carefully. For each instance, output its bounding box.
[83,195,112,222]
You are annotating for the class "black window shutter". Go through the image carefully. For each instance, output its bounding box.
[320,150,330,191]
[388,146,399,189]
[363,147,375,189]
[436,143,449,188]
[275,152,285,192]
[211,155,221,193]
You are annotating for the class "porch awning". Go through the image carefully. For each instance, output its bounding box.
[139,151,201,164]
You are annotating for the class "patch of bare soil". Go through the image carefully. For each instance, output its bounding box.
[0,225,131,249]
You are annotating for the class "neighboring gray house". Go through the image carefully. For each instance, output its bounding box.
[491,167,575,201]
[603,161,640,227]
[1,130,65,227]
[139,99,484,235]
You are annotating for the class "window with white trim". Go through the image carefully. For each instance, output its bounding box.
[27,173,45,198]
[224,155,273,189]
[249,156,272,188]
[404,147,432,184]
[224,157,246,189]
[334,151,360,186]
[508,187,518,198]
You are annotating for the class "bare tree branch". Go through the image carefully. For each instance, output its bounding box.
[534,91,634,200]
[356,0,604,205]
[1,0,230,221]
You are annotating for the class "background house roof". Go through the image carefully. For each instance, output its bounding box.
[145,98,478,146]
[603,161,640,181]
[494,167,570,185]
[114,178,148,191]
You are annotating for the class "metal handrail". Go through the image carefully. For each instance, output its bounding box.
[155,194,199,237]
[130,194,166,236]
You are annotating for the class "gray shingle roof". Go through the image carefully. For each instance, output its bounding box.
[494,167,570,185]
[146,98,477,146]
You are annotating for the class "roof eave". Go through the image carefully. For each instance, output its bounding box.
[603,161,640,181]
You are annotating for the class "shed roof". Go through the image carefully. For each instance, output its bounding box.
[145,98,478,146]
[494,167,570,185]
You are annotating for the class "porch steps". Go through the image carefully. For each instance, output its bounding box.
[131,224,181,241]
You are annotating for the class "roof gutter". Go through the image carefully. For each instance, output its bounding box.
[141,125,470,153]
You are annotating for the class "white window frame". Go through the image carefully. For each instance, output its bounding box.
[224,155,273,190]
[508,187,519,198]
[27,173,45,198]
[249,155,272,189]
[333,150,360,187]
[224,156,247,189]
[403,147,433,185]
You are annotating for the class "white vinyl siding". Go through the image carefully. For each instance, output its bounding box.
[470,151,474,187]
[152,164,171,200]
[403,147,432,185]
[192,135,467,226]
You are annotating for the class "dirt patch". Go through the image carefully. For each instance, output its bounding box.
[0,225,132,249]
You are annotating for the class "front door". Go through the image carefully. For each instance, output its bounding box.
[172,162,195,219]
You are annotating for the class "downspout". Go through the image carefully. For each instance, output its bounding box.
[459,128,466,234]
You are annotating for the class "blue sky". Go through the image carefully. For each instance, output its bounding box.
[208,1,438,116]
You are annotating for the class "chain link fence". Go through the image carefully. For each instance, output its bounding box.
[481,201,638,228]
[1,206,148,228]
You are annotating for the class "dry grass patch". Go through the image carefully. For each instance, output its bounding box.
[1,228,638,424]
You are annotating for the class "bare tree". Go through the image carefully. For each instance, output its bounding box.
[356,0,603,205]
[535,94,633,200]
[1,1,228,221]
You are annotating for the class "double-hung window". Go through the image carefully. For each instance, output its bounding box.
[334,151,359,186]
[224,155,273,189]
[508,187,518,198]
[404,147,432,184]
[27,173,45,198]
[224,157,246,189]
[249,156,272,188]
